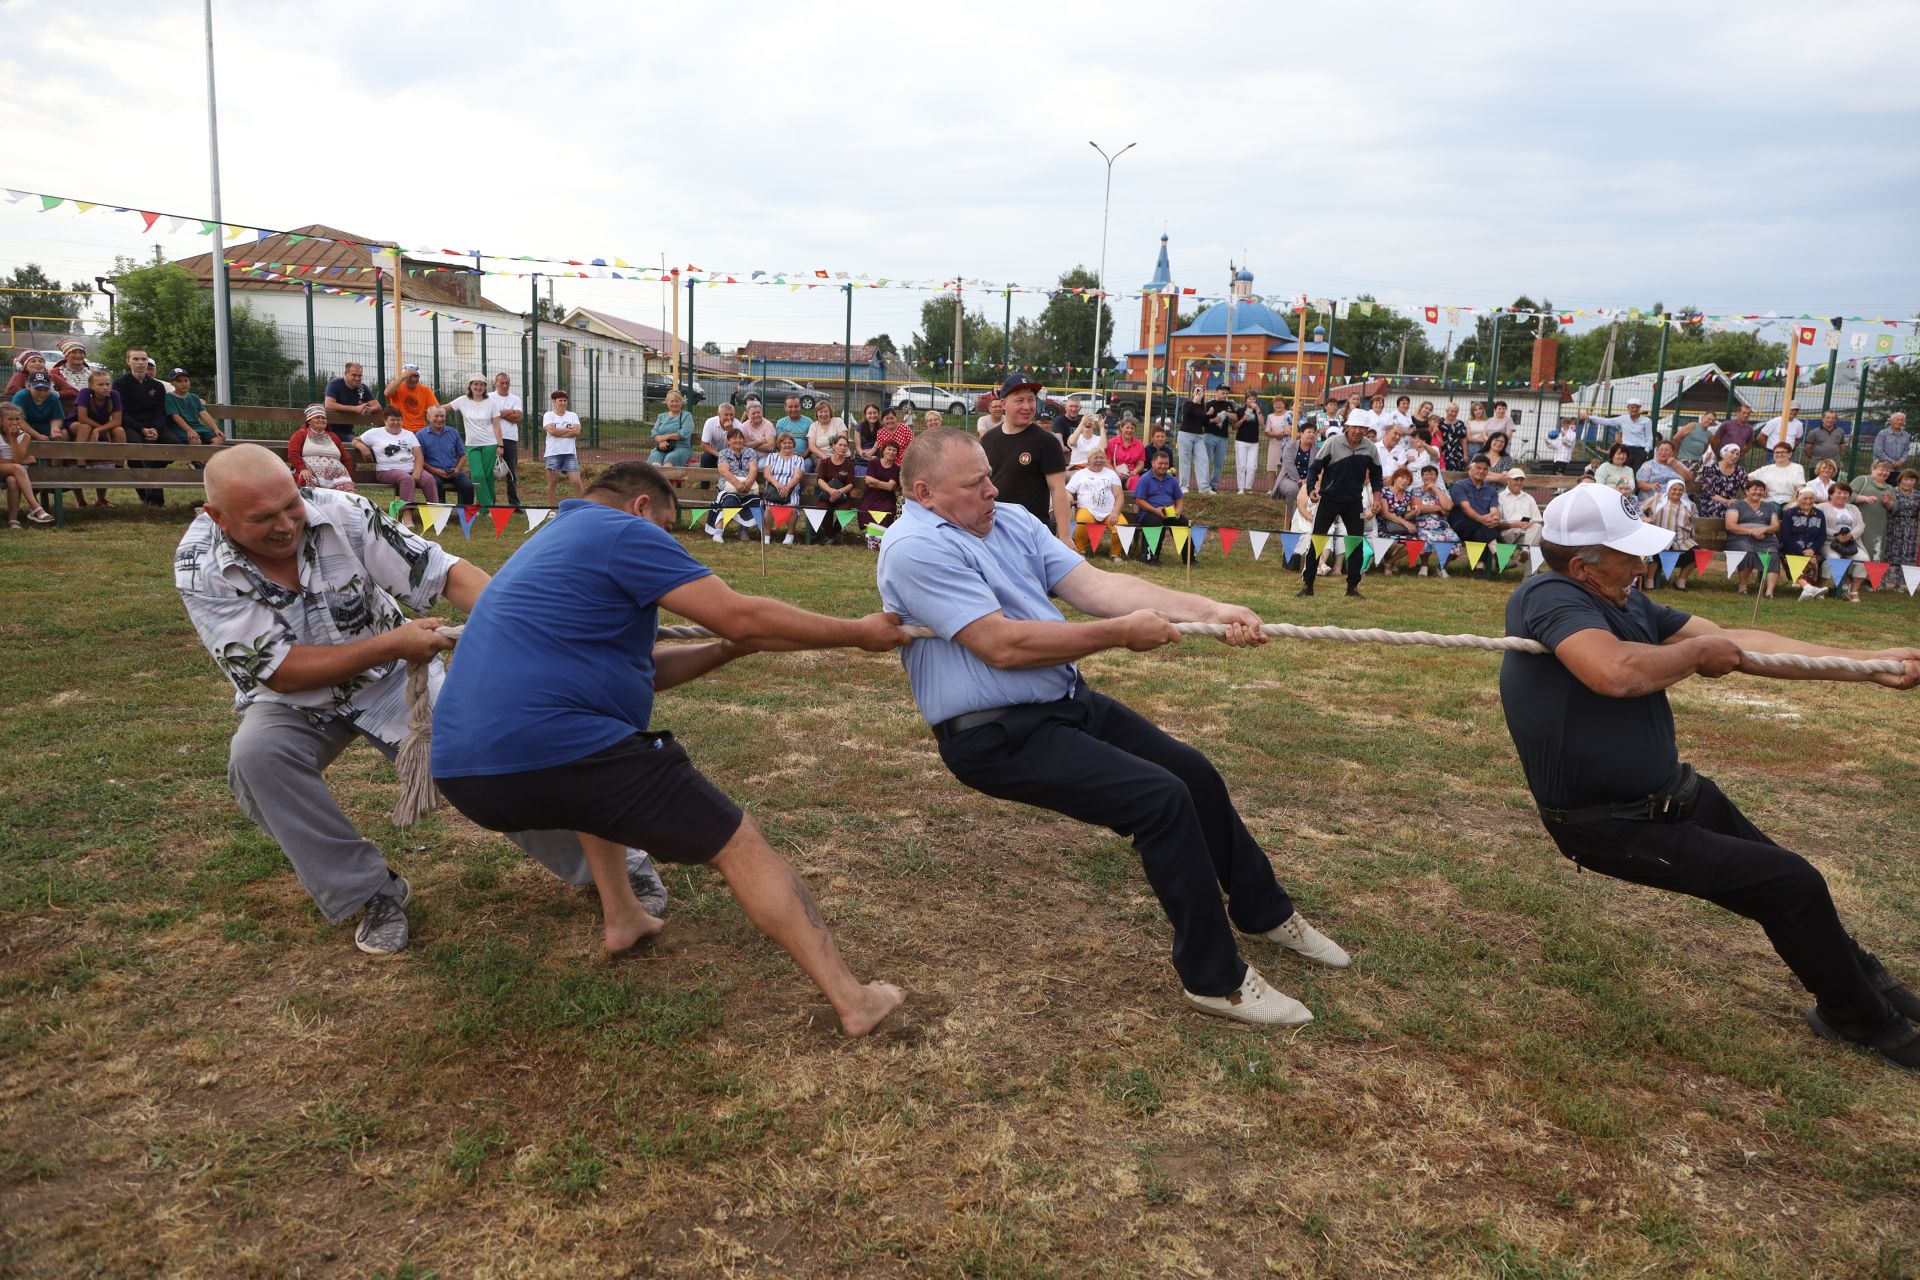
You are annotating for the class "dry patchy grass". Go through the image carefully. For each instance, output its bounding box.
[2,494,1918,1278]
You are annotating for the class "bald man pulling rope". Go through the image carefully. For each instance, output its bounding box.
[179,445,670,957]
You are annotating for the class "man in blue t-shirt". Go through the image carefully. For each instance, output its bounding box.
[1502,483,1920,1072]
[432,461,912,1037]
[876,427,1351,1029]
[1130,448,1187,565]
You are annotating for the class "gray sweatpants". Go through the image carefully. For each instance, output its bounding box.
[227,701,598,924]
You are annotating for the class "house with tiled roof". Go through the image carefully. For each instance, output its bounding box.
[559,306,738,377]
[735,338,884,384]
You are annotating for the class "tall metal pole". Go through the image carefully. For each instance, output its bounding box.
[1483,313,1503,415]
[1440,329,1453,387]
[1846,364,1871,479]
[204,0,232,405]
[1002,287,1012,374]
[1648,319,1671,436]
[842,283,852,420]
[1223,264,1237,395]
[685,277,696,399]
[373,270,386,391]
[528,277,539,432]
[431,312,441,389]
[1818,318,1841,418]
[303,282,316,402]
[1323,311,1339,398]
[1088,141,1135,398]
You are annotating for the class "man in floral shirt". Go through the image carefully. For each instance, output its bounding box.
[177,444,666,955]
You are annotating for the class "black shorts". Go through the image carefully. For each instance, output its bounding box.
[436,732,742,864]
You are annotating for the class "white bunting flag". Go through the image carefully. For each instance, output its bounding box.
[1724,549,1746,576]
[1906,334,1920,356]
[525,507,553,532]
[1248,530,1269,560]
[1850,333,1868,351]
[1115,526,1136,554]
[1528,547,1544,573]
[424,504,453,535]
[1445,307,1461,327]
[1905,565,1920,597]
[804,507,826,531]
[1366,537,1395,570]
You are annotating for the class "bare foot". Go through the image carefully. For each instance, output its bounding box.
[838,981,908,1037]
[604,912,666,955]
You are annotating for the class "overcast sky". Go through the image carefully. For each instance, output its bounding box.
[3,0,1917,353]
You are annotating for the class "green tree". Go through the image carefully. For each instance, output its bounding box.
[0,263,90,354]
[1453,295,1559,382]
[1313,294,1438,377]
[700,340,721,356]
[907,298,1002,382]
[102,258,301,405]
[1868,356,1920,423]
[864,333,898,362]
[1030,266,1116,376]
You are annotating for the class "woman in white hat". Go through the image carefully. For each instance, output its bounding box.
[1644,477,1698,590]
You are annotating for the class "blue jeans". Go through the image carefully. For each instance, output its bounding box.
[1202,435,1227,492]
[1176,432,1205,493]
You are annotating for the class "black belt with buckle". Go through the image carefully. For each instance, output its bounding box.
[1540,763,1700,826]
[931,708,1011,742]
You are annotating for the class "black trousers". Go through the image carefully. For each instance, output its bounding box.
[1543,776,1894,1027]
[498,439,523,506]
[1624,444,1650,472]
[1302,498,1366,590]
[1132,509,1190,564]
[938,682,1292,996]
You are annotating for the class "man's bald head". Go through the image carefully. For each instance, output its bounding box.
[204,444,308,563]
[900,426,999,536]
[205,443,298,510]
[899,426,982,493]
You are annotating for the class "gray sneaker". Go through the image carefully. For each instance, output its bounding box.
[354,872,412,955]
[626,851,670,918]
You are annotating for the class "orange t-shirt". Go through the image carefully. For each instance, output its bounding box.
[389,381,439,432]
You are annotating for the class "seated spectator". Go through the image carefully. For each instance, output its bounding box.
[1779,487,1829,598]
[322,360,381,439]
[1495,467,1543,574]
[5,350,55,399]
[921,410,945,431]
[420,406,476,507]
[1105,415,1146,483]
[1803,456,1840,503]
[1820,481,1868,602]
[857,439,901,550]
[11,372,67,441]
[165,369,226,445]
[354,407,439,510]
[1724,478,1782,598]
[1447,456,1504,577]
[1410,463,1453,577]
[875,407,914,460]
[540,390,583,505]
[1635,439,1691,494]
[737,399,777,453]
[1129,447,1187,566]
[1697,444,1749,521]
[1591,442,1636,495]
[1141,425,1175,490]
[815,436,859,541]
[699,402,736,469]
[68,369,125,507]
[1471,430,1511,475]
[709,427,761,542]
[1750,442,1806,507]
[805,399,846,474]
[0,403,56,526]
[647,390,695,467]
[50,340,105,418]
[1267,422,1313,508]
[1644,478,1698,590]
[1065,412,1105,471]
[760,431,807,542]
[854,403,883,466]
[1290,484,1341,577]
[288,404,357,491]
[1066,445,1126,556]
[1375,467,1419,574]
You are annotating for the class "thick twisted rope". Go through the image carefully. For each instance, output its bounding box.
[391,621,1904,826]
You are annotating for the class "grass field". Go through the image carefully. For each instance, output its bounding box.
[3,490,1918,1279]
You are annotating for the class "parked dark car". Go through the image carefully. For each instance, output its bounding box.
[643,373,705,406]
[731,377,819,412]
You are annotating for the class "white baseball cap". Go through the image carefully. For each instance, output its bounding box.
[1540,484,1673,557]
[1625,397,1643,407]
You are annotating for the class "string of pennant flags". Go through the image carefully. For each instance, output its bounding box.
[401,495,1920,598]
[11,184,1920,328]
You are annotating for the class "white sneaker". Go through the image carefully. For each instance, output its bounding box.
[1797,582,1827,601]
[1184,967,1312,1027]
[1261,912,1351,968]
[782,532,795,544]
[1439,567,1450,579]
[1418,565,1429,577]
[709,530,724,542]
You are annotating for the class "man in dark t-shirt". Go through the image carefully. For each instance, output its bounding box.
[323,362,382,441]
[980,372,1070,544]
[1502,484,1920,1072]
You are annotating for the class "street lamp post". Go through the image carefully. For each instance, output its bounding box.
[1088,140,1136,401]
[204,0,232,405]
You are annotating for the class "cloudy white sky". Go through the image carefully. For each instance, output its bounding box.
[3,0,1917,352]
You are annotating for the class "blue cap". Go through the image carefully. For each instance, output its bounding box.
[997,370,1043,397]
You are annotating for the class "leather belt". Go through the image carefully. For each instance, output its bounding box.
[931,708,1011,742]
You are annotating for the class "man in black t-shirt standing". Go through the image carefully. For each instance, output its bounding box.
[1502,484,1920,1072]
[114,345,174,506]
[980,372,1071,545]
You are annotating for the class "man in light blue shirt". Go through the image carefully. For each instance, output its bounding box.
[876,427,1351,1028]
[1873,412,1912,469]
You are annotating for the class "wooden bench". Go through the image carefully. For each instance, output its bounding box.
[25,441,394,525]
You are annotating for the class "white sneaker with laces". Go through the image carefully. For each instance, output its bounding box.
[1261,911,1351,968]
[1184,967,1312,1027]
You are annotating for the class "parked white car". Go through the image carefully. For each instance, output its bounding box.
[891,384,974,415]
